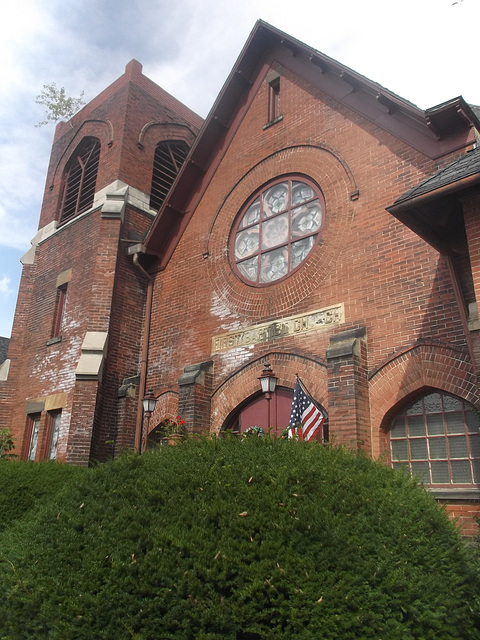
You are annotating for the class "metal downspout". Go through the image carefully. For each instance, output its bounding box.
[133,252,153,452]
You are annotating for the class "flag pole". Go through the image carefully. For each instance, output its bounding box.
[296,376,320,410]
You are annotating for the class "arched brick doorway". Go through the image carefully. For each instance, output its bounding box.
[223,386,328,441]
[224,387,294,436]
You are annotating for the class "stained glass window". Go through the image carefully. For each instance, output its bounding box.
[232,177,324,285]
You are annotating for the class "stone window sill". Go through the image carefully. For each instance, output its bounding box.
[263,114,284,130]
[429,488,480,501]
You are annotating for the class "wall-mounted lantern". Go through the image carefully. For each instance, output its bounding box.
[258,362,278,399]
[259,362,278,429]
[141,388,157,453]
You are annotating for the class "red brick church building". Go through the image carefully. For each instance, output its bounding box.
[2,22,480,533]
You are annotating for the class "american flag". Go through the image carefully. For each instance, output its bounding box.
[288,378,325,441]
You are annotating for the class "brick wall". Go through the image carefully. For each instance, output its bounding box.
[147,65,466,396]
[5,71,201,463]
[6,49,479,533]
[144,63,479,533]
[443,502,480,537]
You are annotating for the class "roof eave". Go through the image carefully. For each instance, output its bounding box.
[387,172,480,254]
[143,21,275,258]
[388,171,480,217]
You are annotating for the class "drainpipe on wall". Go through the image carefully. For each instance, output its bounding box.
[131,248,154,452]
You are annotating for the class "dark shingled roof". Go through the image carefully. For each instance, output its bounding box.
[393,145,480,206]
[0,336,9,364]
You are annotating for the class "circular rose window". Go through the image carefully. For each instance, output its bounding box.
[231,176,324,285]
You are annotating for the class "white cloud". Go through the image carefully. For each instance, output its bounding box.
[0,274,12,297]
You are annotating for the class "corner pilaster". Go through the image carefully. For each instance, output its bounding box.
[326,327,370,450]
[178,360,214,432]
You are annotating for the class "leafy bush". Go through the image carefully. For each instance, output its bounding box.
[0,438,478,639]
[0,429,16,460]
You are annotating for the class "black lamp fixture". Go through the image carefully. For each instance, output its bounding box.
[258,362,278,400]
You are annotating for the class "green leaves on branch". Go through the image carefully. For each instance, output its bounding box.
[0,429,15,460]
[35,83,85,127]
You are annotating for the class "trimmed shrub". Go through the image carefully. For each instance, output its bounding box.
[0,459,84,534]
[0,438,479,639]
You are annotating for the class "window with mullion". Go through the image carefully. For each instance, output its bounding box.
[149,141,189,211]
[60,138,100,223]
[390,391,480,486]
[232,176,324,286]
[26,415,41,461]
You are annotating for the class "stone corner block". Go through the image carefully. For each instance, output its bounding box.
[178,360,213,387]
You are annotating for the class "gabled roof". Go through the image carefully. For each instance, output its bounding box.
[144,20,479,264]
[54,59,203,144]
[391,146,480,207]
[386,146,480,255]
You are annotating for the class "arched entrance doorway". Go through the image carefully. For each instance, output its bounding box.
[224,387,328,441]
[235,387,293,437]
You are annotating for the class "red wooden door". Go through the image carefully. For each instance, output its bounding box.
[238,387,293,437]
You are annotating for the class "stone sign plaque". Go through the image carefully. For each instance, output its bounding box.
[212,303,344,353]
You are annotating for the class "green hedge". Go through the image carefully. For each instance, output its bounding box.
[0,438,479,639]
[0,459,84,534]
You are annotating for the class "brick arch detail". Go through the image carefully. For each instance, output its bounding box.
[148,390,179,434]
[210,351,327,433]
[205,144,359,318]
[137,122,197,149]
[369,343,479,457]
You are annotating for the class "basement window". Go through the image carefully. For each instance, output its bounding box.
[59,137,100,224]
[149,141,189,211]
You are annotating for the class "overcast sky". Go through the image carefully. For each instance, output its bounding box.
[0,0,478,338]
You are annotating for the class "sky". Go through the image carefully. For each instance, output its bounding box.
[0,0,478,338]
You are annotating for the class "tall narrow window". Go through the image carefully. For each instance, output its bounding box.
[46,411,61,460]
[60,137,100,224]
[149,141,189,211]
[52,284,67,338]
[268,77,281,123]
[27,415,41,461]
